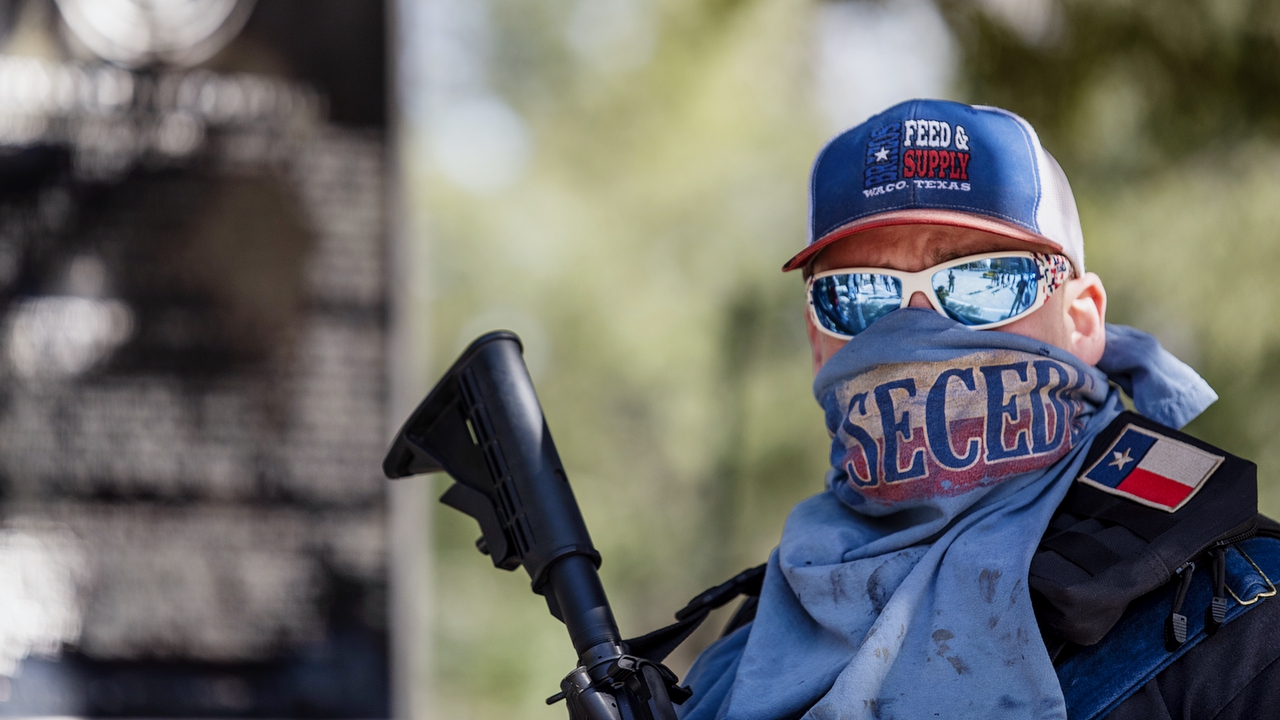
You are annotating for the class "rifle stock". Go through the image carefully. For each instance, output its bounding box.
[384,331,684,720]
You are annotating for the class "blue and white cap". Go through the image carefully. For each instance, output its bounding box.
[783,99,1085,275]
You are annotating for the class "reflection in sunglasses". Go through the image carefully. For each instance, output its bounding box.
[811,253,1064,338]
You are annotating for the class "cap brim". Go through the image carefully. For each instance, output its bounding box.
[781,209,1067,273]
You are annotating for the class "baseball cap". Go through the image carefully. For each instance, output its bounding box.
[783,99,1085,275]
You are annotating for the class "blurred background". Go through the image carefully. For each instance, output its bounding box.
[0,0,1279,719]
[404,0,1280,718]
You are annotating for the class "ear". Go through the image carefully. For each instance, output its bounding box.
[1065,272,1107,365]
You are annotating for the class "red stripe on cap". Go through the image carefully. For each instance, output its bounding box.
[782,209,1067,273]
[1114,468,1195,510]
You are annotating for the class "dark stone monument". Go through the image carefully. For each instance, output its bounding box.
[0,2,390,716]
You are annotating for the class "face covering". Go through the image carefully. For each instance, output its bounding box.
[678,309,1216,720]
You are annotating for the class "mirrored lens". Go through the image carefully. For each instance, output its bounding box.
[811,274,903,337]
[931,257,1039,326]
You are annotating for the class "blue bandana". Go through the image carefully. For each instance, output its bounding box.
[678,310,1216,720]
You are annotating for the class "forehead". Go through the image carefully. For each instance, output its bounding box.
[810,224,1047,274]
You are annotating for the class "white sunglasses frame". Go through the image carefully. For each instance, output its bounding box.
[806,251,1073,340]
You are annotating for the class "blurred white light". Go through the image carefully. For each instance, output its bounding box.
[7,296,135,379]
[0,522,88,677]
[91,66,135,108]
[565,0,656,74]
[0,113,47,145]
[403,0,493,126]
[0,58,136,121]
[813,0,957,132]
[156,111,204,156]
[428,94,532,195]
[55,0,256,68]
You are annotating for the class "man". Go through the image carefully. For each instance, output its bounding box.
[675,100,1280,720]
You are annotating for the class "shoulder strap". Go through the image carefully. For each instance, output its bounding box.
[1057,532,1280,720]
[623,564,766,664]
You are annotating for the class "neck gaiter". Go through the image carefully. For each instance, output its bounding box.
[678,309,1216,720]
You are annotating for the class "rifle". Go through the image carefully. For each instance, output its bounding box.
[383,331,689,720]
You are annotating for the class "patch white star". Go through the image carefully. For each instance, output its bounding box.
[1109,448,1134,471]
[873,146,890,163]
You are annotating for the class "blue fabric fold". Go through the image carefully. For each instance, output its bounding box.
[1097,324,1217,430]
[678,310,1215,720]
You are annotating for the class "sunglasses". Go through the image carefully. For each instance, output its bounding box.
[807,251,1073,339]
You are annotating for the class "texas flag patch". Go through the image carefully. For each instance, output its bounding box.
[1078,424,1224,513]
